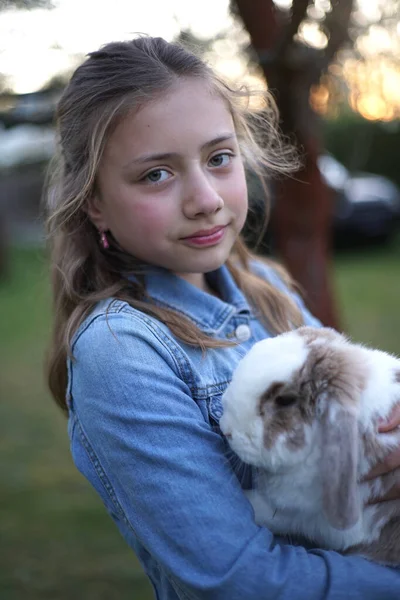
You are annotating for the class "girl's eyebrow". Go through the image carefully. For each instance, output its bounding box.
[123,133,237,169]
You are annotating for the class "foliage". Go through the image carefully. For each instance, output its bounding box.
[323,114,400,187]
[228,1,400,121]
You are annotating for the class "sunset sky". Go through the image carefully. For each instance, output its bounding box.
[0,0,234,93]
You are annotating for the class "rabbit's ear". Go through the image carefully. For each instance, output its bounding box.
[320,400,360,531]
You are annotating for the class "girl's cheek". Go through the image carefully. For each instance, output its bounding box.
[229,176,248,213]
[131,201,170,235]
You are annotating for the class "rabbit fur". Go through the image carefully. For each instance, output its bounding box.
[220,326,400,564]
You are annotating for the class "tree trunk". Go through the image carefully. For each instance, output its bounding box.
[235,0,340,328]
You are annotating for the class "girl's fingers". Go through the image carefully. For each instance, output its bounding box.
[378,403,400,433]
[367,485,400,505]
[366,470,400,504]
[364,446,400,480]
[364,404,400,481]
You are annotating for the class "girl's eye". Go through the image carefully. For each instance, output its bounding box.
[209,153,232,168]
[143,169,170,184]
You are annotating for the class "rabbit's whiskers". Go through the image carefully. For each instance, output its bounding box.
[223,447,252,487]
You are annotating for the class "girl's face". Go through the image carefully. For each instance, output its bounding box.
[88,78,248,290]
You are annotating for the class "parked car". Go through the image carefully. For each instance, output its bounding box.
[243,154,400,253]
[0,90,60,128]
[0,124,56,245]
[319,154,400,246]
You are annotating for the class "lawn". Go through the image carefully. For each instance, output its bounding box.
[334,237,400,355]
[0,249,153,600]
[1,239,400,599]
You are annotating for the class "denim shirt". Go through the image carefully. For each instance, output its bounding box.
[67,261,400,600]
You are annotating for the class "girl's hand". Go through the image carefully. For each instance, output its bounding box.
[365,403,400,503]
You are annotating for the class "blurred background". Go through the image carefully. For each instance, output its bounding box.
[1,1,400,598]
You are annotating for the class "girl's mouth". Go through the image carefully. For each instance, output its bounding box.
[181,225,227,247]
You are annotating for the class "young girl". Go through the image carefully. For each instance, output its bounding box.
[45,37,400,599]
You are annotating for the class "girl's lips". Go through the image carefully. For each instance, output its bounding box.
[182,225,227,247]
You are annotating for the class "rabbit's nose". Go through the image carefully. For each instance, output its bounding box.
[224,432,233,441]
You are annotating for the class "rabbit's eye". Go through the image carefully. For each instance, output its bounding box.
[275,394,297,408]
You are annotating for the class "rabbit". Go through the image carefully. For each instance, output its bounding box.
[219,326,400,565]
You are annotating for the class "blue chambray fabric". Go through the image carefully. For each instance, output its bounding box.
[66,261,400,600]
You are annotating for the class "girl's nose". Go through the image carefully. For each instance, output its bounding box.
[182,170,224,218]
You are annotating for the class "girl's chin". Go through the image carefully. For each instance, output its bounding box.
[183,248,233,273]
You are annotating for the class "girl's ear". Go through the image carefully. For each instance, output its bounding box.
[86,193,108,232]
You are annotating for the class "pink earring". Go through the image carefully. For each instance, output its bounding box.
[100,231,109,249]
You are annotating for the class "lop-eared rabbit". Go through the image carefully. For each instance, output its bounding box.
[220,326,400,564]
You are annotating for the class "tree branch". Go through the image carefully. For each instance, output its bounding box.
[323,0,354,67]
[274,0,311,59]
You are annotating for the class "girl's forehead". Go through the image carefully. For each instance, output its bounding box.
[104,79,236,162]
[132,78,231,124]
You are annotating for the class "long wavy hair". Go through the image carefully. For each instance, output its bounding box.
[44,36,303,412]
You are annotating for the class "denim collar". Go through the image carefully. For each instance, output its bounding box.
[142,265,251,334]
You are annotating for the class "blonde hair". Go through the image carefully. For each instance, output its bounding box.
[44,36,303,412]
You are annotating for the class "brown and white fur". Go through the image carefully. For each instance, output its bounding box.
[220,326,400,564]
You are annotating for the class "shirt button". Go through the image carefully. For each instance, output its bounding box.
[235,324,251,342]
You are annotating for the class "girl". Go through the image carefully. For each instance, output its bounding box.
[45,37,400,599]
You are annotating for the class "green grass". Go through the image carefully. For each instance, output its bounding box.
[0,248,153,600]
[1,239,400,599]
[334,237,400,356]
